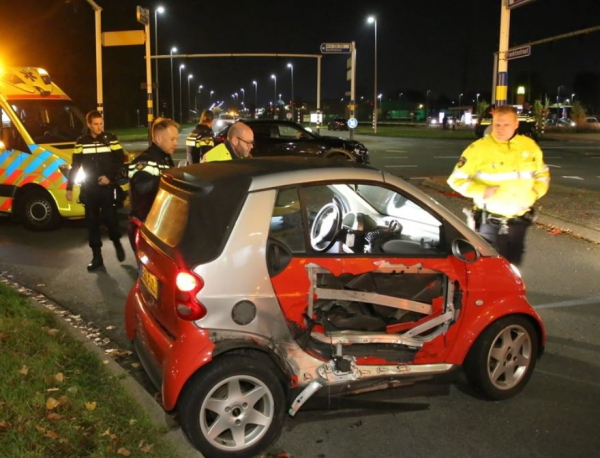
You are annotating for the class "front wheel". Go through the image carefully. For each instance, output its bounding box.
[178,354,286,458]
[324,148,355,162]
[464,316,539,400]
[20,189,62,231]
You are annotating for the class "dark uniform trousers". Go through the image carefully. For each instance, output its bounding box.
[478,216,531,266]
[83,185,121,249]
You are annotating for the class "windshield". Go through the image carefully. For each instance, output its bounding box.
[10,100,86,143]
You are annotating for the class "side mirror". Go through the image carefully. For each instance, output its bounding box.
[451,238,480,263]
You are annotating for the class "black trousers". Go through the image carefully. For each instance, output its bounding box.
[82,186,121,250]
[478,217,531,265]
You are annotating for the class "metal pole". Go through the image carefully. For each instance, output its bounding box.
[496,0,510,106]
[316,56,321,133]
[179,65,184,123]
[85,0,103,114]
[170,48,176,119]
[154,9,159,117]
[144,19,154,134]
[350,42,356,140]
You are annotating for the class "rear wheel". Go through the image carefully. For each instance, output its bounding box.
[178,354,286,458]
[20,189,62,231]
[464,316,539,400]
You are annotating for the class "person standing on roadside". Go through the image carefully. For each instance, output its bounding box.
[202,121,254,162]
[66,110,126,272]
[447,104,550,265]
[127,118,179,251]
[186,109,215,164]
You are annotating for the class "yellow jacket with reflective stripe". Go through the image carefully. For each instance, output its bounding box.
[447,133,550,218]
[202,142,233,162]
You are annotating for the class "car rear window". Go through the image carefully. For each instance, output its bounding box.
[144,188,189,247]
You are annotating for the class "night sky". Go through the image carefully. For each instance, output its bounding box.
[1,0,599,126]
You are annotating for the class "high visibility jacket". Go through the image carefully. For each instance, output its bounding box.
[127,143,174,220]
[67,132,124,191]
[202,142,235,163]
[447,133,550,218]
[185,124,215,164]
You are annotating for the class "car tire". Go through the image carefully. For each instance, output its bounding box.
[464,315,539,400]
[20,188,62,231]
[324,149,355,162]
[178,354,286,458]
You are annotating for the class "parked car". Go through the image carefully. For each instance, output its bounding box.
[584,116,600,128]
[327,117,349,131]
[214,119,369,163]
[213,113,237,132]
[126,157,545,458]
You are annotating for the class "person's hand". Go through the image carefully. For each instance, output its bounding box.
[483,186,499,199]
[66,190,72,202]
[98,175,110,186]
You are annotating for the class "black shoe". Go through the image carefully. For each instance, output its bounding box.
[87,256,104,272]
[115,242,126,262]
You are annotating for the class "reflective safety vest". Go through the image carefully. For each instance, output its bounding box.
[202,143,233,162]
[447,133,550,218]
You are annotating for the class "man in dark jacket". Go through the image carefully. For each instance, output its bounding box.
[66,110,126,272]
[186,109,215,164]
[127,117,179,251]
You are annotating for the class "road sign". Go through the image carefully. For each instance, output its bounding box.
[136,6,149,25]
[507,45,531,60]
[102,30,145,47]
[508,0,536,9]
[347,118,358,129]
[320,43,352,54]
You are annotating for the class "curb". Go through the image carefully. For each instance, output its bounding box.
[419,178,600,245]
[23,292,202,458]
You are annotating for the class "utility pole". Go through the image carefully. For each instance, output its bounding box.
[85,0,103,114]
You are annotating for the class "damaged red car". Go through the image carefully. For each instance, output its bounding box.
[125,157,545,458]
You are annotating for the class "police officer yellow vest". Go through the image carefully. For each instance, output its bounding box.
[202,143,233,162]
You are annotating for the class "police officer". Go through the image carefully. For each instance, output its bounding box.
[447,104,550,265]
[186,109,215,164]
[202,122,254,162]
[66,110,126,272]
[127,117,179,251]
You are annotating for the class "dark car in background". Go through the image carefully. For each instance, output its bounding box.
[327,117,348,131]
[215,119,369,163]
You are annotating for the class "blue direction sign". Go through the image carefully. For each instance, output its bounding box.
[320,43,352,54]
[507,46,531,60]
[347,118,358,129]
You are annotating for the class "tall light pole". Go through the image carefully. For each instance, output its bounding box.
[170,47,177,118]
[271,74,277,115]
[287,63,294,103]
[571,93,575,103]
[240,88,245,112]
[367,16,378,134]
[557,85,563,106]
[476,92,480,106]
[252,80,258,117]
[196,84,202,111]
[178,64,185,123]
[210,90,214,102]
[187,74,193,122]
[426,89,431,120]
[154,6,164,116]
[459,93,463,107]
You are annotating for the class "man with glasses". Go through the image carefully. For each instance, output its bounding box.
[202,121,254,162]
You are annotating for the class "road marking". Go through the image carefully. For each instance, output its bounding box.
[534,296,600,310]
[561,176,584,180]
[384,165,418,168]
[547,164,562,168]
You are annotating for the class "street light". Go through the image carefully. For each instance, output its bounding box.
[367,16,378,134]
[459,93,463,107]
[240,88,245,109]
[154,6,165,116]
[210,90,214,102]
[196,84,202,111]
[252,80,258,116]
[571,93,575,103]
[178,64,185,123]
[476,92,480,106]
[557,85,563,106]
[170,47,177,118]
[287,63,294,104]
[399,92,403,100]
[426,89,431,119]
[187,74,193,122]
[271,74,277,111]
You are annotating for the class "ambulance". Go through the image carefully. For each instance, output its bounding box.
[0,66,124,230]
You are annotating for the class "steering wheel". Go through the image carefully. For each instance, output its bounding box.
[310,202,342,252]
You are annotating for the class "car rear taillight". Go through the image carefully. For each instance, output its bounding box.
[175,271,206,320]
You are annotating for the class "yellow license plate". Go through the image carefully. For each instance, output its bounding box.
[140,265,159,299]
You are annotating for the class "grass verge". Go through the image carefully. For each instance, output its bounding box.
[0,281,179,458]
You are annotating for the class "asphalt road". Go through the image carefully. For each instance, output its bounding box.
[2,136,599,457]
